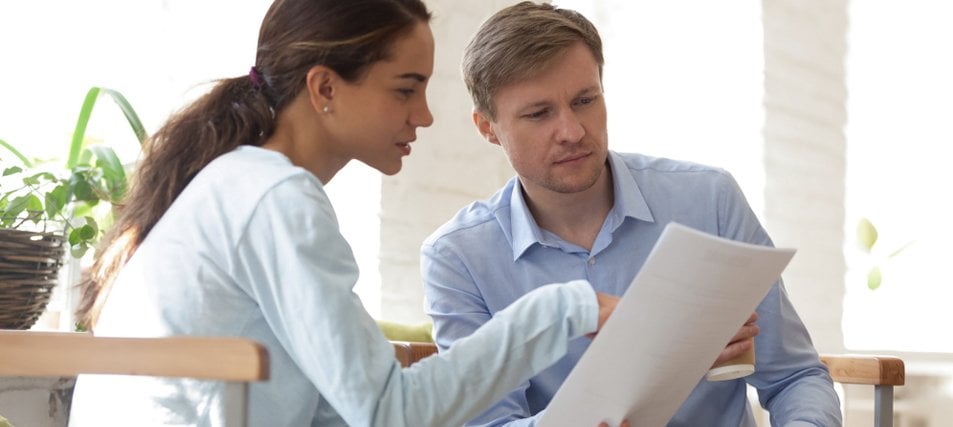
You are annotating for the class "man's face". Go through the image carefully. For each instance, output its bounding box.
[475,42,609,197]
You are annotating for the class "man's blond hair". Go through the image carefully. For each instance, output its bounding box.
[462,1,604,119]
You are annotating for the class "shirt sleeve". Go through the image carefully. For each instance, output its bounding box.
[422,239,546,427]
[715,171,843,426]
[233,176,599,427]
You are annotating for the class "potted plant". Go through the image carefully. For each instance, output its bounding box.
[0,87,146,329]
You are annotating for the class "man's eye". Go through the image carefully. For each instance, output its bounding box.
[397,89,415,98]
[523,109,549,119]
[575,96,594,107]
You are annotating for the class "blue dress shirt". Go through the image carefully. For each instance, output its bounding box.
[422,151,842,427]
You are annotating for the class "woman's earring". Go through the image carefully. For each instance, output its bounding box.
[323,105,330,114]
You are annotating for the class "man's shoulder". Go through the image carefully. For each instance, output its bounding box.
[612,151,739,191]
[615,151,730,177]
[423,181,515,248]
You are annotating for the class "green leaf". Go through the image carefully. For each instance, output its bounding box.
[2,195,30,222]
[70,241,91,259]
[0,138,33,167]
[68,222,97,245]
[70,201,94,218]
[68,87,148,169]
[67,87,101,169]
[69,171,97,202]
[3,166,23,176]
[5,194,42,216]
[87,145,127,200]
[100,87,148,144]
[25,194,42,210]
[83,216,99,235]
[5,194,45,225]
[867,266,882,290]
[856,218,878,253]
[22,171,58,187]
[887,240,916,259]
[68,220,99,258]
[22,174,40,186]
[45,184,69,218]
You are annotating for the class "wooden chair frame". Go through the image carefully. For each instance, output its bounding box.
[0,330,269,427]
[820,354,905,427]
[389,342,905,427]
[0,334,902,427]
[391,340,439,368]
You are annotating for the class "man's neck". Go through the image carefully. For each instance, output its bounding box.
[522,162,614,251]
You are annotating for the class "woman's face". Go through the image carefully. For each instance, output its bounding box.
[331,21,435,175]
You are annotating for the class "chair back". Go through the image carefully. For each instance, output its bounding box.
[0,330,269,427]
[821,354,905,427]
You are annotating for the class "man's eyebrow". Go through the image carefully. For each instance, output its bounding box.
[576,85,602,96]
[521,100,552,111]
[396,72,427,82]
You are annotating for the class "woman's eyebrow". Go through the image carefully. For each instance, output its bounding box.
[395,72,428,82]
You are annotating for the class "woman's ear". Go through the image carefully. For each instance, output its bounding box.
[305,65,336,114]
[473,110,500,146]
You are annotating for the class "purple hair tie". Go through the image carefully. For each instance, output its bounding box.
[249,66,264,88]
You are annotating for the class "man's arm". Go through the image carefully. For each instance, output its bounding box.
[422,240,544,427]
[715,171,842,425]
[748,280,842,426]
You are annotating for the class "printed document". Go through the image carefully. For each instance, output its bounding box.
[538,222,796,427]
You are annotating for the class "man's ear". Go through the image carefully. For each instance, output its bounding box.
[473,110,500,146]
[305,65,336,114]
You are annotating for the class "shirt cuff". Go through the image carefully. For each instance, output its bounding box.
[564,279,599,338]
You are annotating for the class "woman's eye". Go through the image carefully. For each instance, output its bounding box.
[397,88,415,98]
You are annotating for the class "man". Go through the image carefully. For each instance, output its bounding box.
[421,2,841,426]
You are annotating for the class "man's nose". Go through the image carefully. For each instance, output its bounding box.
[554,109,585,143]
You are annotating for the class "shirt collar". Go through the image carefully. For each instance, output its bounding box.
[607,151,654,226]
[506,151,655,261]
[508,179,547,261]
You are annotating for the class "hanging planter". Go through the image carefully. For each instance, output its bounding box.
[0,87,146,330]
[0,229,67,329]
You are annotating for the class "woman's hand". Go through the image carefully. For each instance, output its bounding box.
[588,292,620,339]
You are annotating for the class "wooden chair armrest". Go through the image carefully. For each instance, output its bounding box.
[820,353,905,386]
[0,330,269,382]
[391,341,438,368]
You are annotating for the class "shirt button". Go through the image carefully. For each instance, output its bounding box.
[588,257,596,266]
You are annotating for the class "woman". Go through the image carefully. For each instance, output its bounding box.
[68,1,619,426]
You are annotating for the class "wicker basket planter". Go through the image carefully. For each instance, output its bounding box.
[0,228,67,329]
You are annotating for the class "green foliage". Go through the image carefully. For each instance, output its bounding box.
[855,217,915,290]
[0,87,145,258]
[856,217,878,253]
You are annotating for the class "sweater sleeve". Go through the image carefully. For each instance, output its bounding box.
[234,176,599,427]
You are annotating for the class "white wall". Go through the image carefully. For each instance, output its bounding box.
[379,0,518,322]
[762,0,848,354]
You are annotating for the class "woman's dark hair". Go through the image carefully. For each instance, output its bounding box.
[76,0,431,329]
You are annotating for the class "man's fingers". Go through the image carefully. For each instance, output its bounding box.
[729,323,760,343]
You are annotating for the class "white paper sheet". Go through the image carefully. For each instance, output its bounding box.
[538,222,796,427]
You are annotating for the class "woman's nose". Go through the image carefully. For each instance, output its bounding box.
[412,98,434,128]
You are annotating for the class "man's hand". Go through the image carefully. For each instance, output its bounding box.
[711,312,760,368]
[588,292,620,339]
